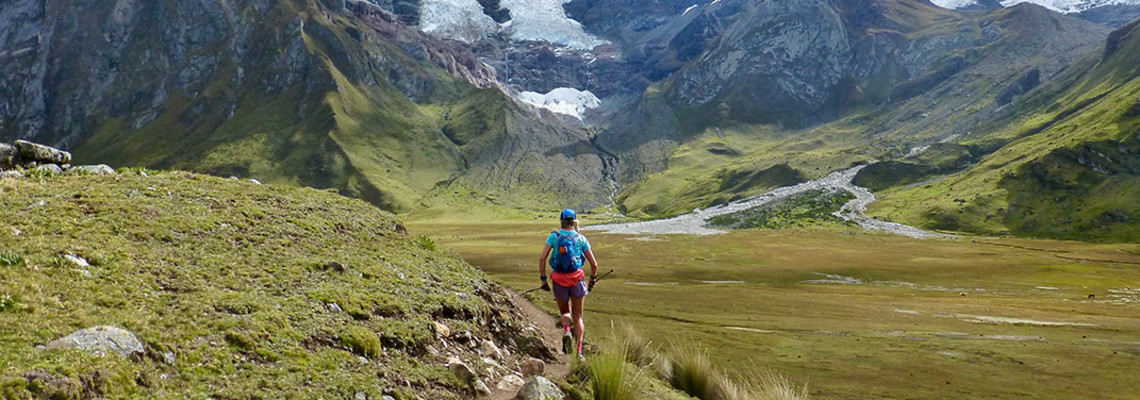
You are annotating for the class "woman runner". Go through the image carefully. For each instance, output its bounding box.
[538,209,599,358]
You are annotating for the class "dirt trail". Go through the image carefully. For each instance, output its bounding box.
[490,291,571,400]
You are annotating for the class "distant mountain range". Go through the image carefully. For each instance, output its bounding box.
[1,0,1138,240]
[932,0,1140,26]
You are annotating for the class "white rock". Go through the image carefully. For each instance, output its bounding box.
[249,179,262,185]
[63,254,89,267]
[45,326,144,358]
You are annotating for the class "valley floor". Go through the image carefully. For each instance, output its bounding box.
[411,219,1140,399]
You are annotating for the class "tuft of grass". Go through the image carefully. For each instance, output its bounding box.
[746,371,809,400]
[0,253,26,268]
[665,345,718,399]
[0,294,16,312]
[588,350,641,400]
[617,323,656,368]
[415,235,437,251]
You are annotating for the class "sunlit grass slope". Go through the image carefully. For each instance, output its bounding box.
[0,172,526,399]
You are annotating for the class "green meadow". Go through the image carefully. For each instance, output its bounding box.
[411,218,1140,400]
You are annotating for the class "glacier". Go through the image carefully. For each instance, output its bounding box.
[500,0,606,49]
[418,0,606,48]
[419,0,498,43]
[517,87,601,120]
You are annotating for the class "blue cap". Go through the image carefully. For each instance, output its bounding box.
[560,209,577,220]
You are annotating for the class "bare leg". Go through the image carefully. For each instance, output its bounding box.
[556,298,572,330]
[571,296,585,354]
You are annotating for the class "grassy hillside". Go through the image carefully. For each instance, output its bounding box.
[869,19,1140,241]
[0,172,542,399]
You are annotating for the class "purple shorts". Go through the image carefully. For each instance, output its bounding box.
[553,279,588,301]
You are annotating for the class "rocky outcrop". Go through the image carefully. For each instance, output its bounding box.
[0,140,115,176]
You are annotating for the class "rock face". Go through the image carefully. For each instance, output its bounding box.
[44,326,144,358]
[0,143,17,169]
[514,376,563,400]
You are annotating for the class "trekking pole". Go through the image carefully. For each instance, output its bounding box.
[594,269,614,282]
[513,286,544,298]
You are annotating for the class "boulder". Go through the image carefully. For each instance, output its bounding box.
[514,376,563,400]
[0,170,23,179]
[497,374,526,390]
[480,339,503,360]
[474,380,492,396]
[520,358,545,378]
[35,164,63,175]
[45,326,144,357]
[68,165,116,175]
[448,357,477,385]
[14,140,71,164]
[433,321,451,338]
[0,143,17,169]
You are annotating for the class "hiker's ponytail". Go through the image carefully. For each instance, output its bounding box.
[561,218,577,230]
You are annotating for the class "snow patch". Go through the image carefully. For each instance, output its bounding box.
[517,87,601,120]
[500,0,606,49]
[930,0,980,9]
[682,4,698,15]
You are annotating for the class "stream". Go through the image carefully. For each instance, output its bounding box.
[585,165,952,239]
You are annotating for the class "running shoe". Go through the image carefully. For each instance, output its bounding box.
[562,331,573,354]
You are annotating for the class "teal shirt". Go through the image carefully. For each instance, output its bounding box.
[546,230,591,255]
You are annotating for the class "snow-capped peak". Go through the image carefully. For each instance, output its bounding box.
[930,0,1140,13]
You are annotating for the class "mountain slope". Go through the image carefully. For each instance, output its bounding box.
[0,171,549,398]
[598,1,1112,217]
[0,0,608,213]
[869,19,1140,241]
